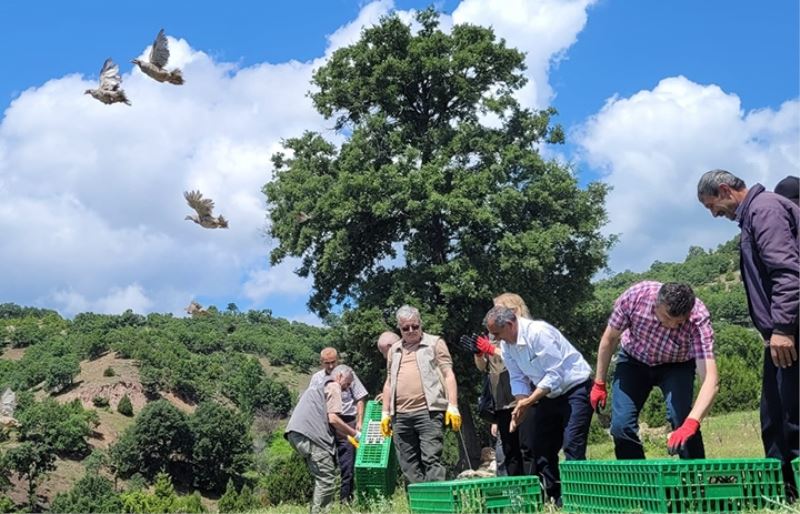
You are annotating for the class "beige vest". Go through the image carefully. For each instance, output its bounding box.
[389,333,448,415]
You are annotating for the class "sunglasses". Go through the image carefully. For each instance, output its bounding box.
[400,324,420,332]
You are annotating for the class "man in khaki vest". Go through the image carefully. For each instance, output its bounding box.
[380,305,460,483]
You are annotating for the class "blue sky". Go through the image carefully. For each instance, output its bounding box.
[0,0,797,324]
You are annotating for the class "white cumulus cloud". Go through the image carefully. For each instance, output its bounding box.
[575,76,800,274]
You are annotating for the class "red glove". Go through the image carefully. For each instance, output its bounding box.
[667,417,700,455]
[589,380,607,412]
[475,335,495,356]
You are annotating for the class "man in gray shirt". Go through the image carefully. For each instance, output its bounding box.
[286,365,360,514]
[308,348,368,503]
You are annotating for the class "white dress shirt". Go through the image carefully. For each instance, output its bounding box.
[500,318,591,398]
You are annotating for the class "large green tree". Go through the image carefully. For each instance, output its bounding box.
[265,8,612,464]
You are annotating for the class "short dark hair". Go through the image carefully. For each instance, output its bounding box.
[657,283,696,317]
[484,305,516,328]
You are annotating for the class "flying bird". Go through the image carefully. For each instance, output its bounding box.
[184,190,229,229]
[84,58,131,105]
[132,29,185,85]
[294,211,314,224]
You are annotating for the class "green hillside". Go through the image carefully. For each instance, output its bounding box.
[0,235,776,512]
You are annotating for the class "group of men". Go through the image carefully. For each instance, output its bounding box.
[283,170,798,513]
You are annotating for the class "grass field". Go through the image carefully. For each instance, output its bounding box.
[253,409,800,514]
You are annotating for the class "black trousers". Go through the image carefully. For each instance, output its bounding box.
[760,336,799,501]
[495,408,535,476]
[528,379,593,503]
[334,414,356,502]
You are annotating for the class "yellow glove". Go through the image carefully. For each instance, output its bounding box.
[380,412,393,437]
[445,405,461,432]
[347,431,361,449]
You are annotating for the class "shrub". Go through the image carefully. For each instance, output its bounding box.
[50,473,122,514]
[117,394,133,417]
[260,453,313,506]
[92,396,110,408]
[103,367,116,377]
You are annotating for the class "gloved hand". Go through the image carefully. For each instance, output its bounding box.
[347,431,361,449]
[380,412,392,437]
[667,418,700,455]
[445,404,462,432]
[456,334,478,354]
[474,335,495,356]
[589,380,607,413]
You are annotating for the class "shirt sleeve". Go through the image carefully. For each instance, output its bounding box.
[503,342,533,396]
[608,287,633,331]
[690,303,715,360]
[530,324,568,396]
[434,338,453,372]
[350,373,368,401]
[324,382,343,414]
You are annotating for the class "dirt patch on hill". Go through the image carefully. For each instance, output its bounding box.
[56,352,147,412]
[0,347,26,361]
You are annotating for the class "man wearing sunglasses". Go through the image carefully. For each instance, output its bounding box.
[380,305,460,484]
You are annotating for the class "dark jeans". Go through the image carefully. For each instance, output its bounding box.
[761,337,799,501]
[495,408,536,476]
[393,410,445,484]
[527,379,593,502]
[611,350,705,459]
[334,415,357,502]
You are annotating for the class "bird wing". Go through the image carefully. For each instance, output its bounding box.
[184,190,214,218]
[149,29,170,68]
[99,58,122,91]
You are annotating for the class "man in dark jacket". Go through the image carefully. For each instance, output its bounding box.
[698,169,799,500]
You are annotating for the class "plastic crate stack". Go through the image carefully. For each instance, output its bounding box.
[561,458,785,513]
[354,400,398,498]
[794,458,800,495]
[407,476,542,513]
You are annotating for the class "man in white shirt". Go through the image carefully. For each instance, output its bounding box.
[484,305,593,505]
[308,348,368,503]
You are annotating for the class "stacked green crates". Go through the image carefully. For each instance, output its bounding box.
[408,476,542,513]
[354,400,398,498]
[793,458,800,495]
[561,458,785,513]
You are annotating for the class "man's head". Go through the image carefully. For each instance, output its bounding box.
[377,331,400,359]
[319,347,339,374]
[484,305,518,344]
[775,175,800,206]
[396,305,422,344]
[330,364,354,390]
[697,169,747,220]
[655,283,696,329]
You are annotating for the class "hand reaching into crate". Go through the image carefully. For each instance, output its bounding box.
[667,417,700,455]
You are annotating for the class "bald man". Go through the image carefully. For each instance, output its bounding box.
[377,331,400,359]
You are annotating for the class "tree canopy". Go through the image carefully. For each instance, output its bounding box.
[266,7,612,343]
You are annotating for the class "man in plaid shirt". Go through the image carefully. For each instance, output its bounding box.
[590,281,719,459]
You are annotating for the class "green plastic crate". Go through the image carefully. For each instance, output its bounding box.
[354,400,398,498]
[408,476,543,513]
[561,458,785,513]
[793,458,799,494]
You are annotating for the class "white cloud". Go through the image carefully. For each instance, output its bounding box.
[0,31,330,317]
[575,76,800,273]
[242,259,314,303]
[51,284,153,316]
[452,0,598,109]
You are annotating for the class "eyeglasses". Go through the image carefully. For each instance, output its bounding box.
[400,324,420,332]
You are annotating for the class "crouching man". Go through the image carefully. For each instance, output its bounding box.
[285,365,360,514]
